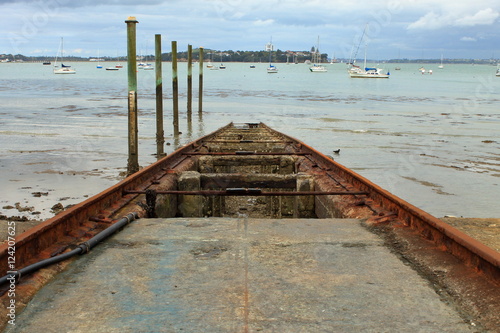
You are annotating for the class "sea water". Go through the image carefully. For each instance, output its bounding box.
[0,61,499,220]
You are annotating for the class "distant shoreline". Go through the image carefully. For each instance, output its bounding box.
[2,60,499,65]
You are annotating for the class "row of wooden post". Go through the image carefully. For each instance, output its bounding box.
[126,17,204,175]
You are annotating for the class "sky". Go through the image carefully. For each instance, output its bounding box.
[1,0,499,60]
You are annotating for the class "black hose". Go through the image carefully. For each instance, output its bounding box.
[0,212,139,286]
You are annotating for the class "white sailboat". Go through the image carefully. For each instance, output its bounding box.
[438,54,444,69]
[309,36,327,72]
[218,52,226,69]
[96,50,103,69]
[53,37,76,74]
[206,52,215,69]
[266,38,278,73]
[348,46,389,78]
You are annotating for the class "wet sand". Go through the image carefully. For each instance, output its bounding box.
[440,217,500,252]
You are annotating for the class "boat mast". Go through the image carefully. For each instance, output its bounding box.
[61,37,64,65]
[268,37,273,65]
[315,35,320,64]
[351,23,368,65]
[363,44,367,70]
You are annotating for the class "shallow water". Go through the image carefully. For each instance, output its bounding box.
[0,61,499,219]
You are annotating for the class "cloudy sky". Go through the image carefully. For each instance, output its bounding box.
[2,0,499,60]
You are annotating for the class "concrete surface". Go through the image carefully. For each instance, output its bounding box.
[6,218,475,332]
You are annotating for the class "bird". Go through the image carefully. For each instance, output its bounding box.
[333,149,340,154]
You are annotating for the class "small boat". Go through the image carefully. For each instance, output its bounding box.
[349,66,390,78]
[219,53,226,69]
[267,65,278,73]
[347,28,387,78]
[266,38,278,73]
[53,37,76,74]
[1,122,498,331]
[309,36,327,72]
[496,66,500,77]
[348,56,389,78]
[309,64,327,72]
[42,62,51,65]
[96,50,103,68]
[105,67,119,71]
[250,64,256,68]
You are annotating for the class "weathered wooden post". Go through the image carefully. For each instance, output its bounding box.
[171,41,179,136]
[198,47,203,116]
[155,34,164,159]
[125,16,139,175]
[187,44,193,122]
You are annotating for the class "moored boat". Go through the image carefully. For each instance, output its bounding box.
[267,64,278,73]
[0,122,499,330]
[309,64,327,72]
[348,48,389,78]
[309,36,327,72]
[53,38,76,74]
[266,38,278,73]
[349,66,390,78]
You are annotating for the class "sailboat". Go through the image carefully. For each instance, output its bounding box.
[348,45,389,78]
[143,52,154,70]
[219,53,226,69]
[394,49,401,70]
[53,37,76,74]
[115,56,123,69]
[266,38,278,73]
[206,52,215,69]
[96,50,103,69]
[309,36,327,72]
[438,54,444,69]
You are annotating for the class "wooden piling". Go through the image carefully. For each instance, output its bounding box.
[187,44,193,121]
[125,16,139,175]
[171,41,179,136]
[155,34,164,159]
[198,47,203,116]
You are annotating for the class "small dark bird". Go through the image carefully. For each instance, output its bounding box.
[333,149,340,154]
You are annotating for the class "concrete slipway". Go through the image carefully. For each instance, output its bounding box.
[6,218,476,333]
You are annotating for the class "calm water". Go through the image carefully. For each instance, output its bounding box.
[0,61,499,219]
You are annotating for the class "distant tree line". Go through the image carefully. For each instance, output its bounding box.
[1,51,498,65]
[0,50,328,63]
[160,49,329,63]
